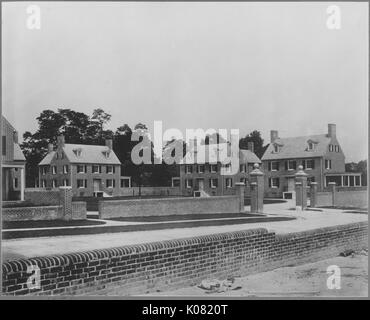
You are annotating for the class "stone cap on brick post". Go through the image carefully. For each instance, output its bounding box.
[250,163,264,177]
[295,165,308,179]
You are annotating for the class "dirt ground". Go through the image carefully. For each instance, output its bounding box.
[150,253,368,297]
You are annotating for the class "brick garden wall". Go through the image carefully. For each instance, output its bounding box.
[24,188,61,206]
[2,221,367,296]
[71,202,87,220]
[117,187,181,197]
[2,206,63,222]
[316,190,367,208]
[98,196,240,218]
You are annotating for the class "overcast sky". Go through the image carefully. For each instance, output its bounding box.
[2,2,368,162]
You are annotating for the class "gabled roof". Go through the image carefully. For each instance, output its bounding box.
[180,143,261,164]
[14,143,26,161]
[261,134,331,161]
[39,144,121,165]
[239,149,261,164]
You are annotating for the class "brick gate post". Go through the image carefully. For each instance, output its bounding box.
[249,164,264,213]
[328,182,337,207]
[235,182,245,213]
[59,186,73,220]
[295,165,308,210]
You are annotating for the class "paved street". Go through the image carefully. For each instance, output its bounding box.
[2,201,367,261]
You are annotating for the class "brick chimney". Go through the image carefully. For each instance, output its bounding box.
[247,141,254,153]
[270,130,279,143]
[328,124,336,138]
[48,143,54,153]
[57,135,65,148]
[105,139,113,150]
[13,131,18,144]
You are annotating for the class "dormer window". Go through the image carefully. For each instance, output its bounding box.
[73,148,82,157]
[308,142,314,150]
[307,139,317,151]
[102,150,110,158]
[273,144,280,153]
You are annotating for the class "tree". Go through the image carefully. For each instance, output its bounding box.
[239,130,265,159]
[20,108,111,187]
[345,160,367,186]
[91,108,112,140]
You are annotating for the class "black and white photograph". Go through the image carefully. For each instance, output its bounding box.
[0,1,368,302]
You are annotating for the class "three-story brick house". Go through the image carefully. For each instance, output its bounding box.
[38,135,122,197]
[261,124,362,198]
[179,142,261,196]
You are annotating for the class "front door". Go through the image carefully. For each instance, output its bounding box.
[287,177,295,191]
[93,179,102,192]
[197,179,204,191]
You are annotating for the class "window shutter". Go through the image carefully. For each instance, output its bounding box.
[113,166,115,174]
[268,178,272,188]
[293,161,297,170]
[276,162,279,171]
[268,162,271,171]
[276,178,280,188]
[84,180,87,188]
[84,165,87,173]
[285,161,288,170]
[311,160,315,169]
[302,161,306,169]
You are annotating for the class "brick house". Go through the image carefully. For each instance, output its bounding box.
[38,135,122,197]
[1,116,26,201]
[261,124,362,198]
[178,142,261,196]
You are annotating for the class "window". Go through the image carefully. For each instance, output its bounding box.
[269,178,280,188]
[185,165,193,174]
[335,145,340,153]
[308,142,314,150]
[240,178,248,185]
[286,160,296,171]
[209,178,218,189]
[329,144,334,152]
[305,159,315,170]
[77,165,86,173]
[121,178,131,188]
[106,179,114,188]
[355,176,361,186]
[185,179,193,188]
[52,166,57,174]
[61,152,64,159]
[343,175,349,186]
[226,178,233,188]
[77,179,87,188]
[92,165,101,174]
[52,179,58,188]
[210,164,218,173]
[73,148,82,157]
[273,144,280,153]
[197,165,205,173]
[224,163,232,173]
[102,150,110,158]
[63,179,69,187]
[307,177,315,185]
[2,136,6,155]
[41,167,48,175]
[63,165,69,174]
[14,178,18,189]
[106,165,113,174]
[41,180,46,188]
[239,164,247,173]
[269,161,279,171]
[325,159,332,170]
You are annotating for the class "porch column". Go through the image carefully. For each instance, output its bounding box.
[20,167,25,201]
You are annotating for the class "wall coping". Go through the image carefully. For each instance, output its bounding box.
[2,205,62,211]
[2,228,268,273]
[100,195,239,205]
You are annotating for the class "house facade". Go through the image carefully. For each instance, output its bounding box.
[1,116,26,201]
[178,142,261,196]
[261,124,362,198]
[38,135,122,197]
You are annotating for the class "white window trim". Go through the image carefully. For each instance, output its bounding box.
[77,179,86,188]
[63,165,69,174]
[92,165,100,174]
[106,179,114,188]
[271,161,279,171]
[305,159,313,170]
[198,165,204,173]
[210,165,217,173]
[270,178,279,188]
[107,165,113,174]
[185,165,192,174]
[325,159,332,170]
[186,179,192,189]
[287,160,295,171]
[210,179,218,189]
[226,178,232,188]
[77,165,85,174]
